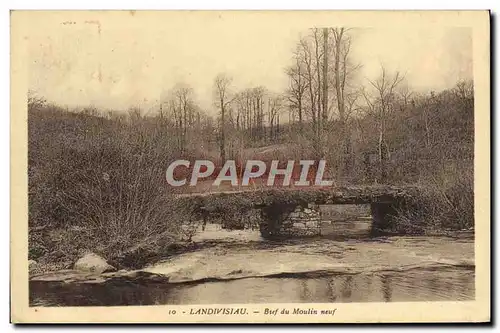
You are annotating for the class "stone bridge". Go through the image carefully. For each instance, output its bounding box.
[175,186,419,239]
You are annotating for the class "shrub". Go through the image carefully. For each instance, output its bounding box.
[28,105,193,264]
[393,161,474,234]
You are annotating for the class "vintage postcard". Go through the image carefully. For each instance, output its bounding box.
[11,10,490,323]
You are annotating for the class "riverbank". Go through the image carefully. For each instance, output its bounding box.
[29,223,474,281]
[29,225,475,306]
[29,221,474,278]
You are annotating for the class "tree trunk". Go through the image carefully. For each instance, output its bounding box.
[220,98,226,162]
[334,28,347,178]
[322,28,329,129]
[314,31,322,145]
[378,127,388,183]
[276,114,280,141]
[298,99,303,134]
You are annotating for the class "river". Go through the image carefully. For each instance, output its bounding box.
[29,221,475,306]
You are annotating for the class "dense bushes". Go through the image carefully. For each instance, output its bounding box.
[28,104,198,265]
[391,161,474,235]
[392,87,474,233]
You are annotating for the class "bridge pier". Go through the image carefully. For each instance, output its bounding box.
[370,202,400,234]
[259,203,296,239]
[260,203,322,239]
[260,201,405,239]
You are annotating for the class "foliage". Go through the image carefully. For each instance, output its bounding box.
[392,161,474,234]
[28,104,198,264]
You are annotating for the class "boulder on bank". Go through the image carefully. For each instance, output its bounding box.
[73,253,116,274]
[28,259,37,273]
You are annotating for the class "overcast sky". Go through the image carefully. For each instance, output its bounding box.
[27,12,472,113]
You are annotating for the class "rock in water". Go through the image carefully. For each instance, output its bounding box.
[73,253,116,274]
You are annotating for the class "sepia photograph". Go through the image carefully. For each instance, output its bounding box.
[10,10,490,323]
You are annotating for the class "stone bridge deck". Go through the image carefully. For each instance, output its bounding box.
[176,185,418,207]
[174,186,419,239]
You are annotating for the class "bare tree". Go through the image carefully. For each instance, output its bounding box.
[330,28,361,174]
[128,106,143,121]
[285,44,307,133]
[362,66,405,182]
[398,82,414,110]
[162,83,197,153]
[28,90,47,111]
[332,28,347,130]
[214,73,234,162]
[453,79,474,109]
[252,86,266,141]
[267,93,284,142]
[177,84,195,151]
[312,28,324,140]
[322,28,329,132]
[299,36,321,153]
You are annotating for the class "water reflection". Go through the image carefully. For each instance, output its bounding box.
[30,267,475,306]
